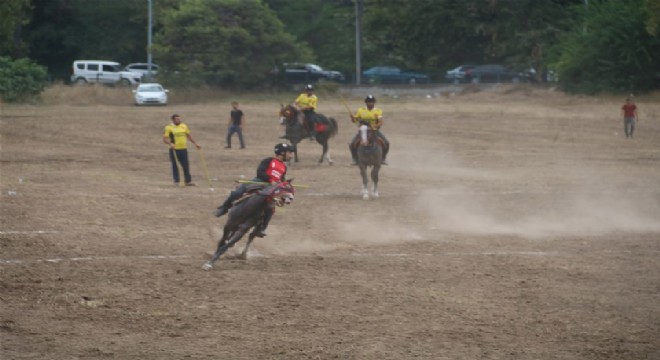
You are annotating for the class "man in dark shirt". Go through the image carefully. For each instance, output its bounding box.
[225,101,245,149]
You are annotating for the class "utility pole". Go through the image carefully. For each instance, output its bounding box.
[147,0,153,79]
[355,0,362,85]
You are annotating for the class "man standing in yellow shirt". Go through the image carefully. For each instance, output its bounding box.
[162,114,201,186]
[349,95,389,165]
[294,84,318,140]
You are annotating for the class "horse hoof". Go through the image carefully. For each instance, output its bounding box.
[362,194,370,200]
[237,253,248,260]
[202,262,213,271]
[372,192,379,199]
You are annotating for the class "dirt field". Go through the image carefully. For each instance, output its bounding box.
[2,85,659,359]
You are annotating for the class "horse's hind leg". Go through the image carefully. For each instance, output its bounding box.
[203,229,232,270]
[318,140,332,165]
[202,226,249,270]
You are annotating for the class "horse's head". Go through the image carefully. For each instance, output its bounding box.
[358,122,375,146]
[279,104,299,125]
[263,179,295,207]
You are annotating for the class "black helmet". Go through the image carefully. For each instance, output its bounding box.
[274,143,293,155]
[305,84,314,91]
[365,95,376,103]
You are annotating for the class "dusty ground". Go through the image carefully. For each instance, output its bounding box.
[1,85,660,359]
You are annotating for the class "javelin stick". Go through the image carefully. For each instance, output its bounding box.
[339,94,354,118]
[196,149,214,191]
[234,179,310,188]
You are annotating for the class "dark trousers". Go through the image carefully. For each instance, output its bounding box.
[226,124,245,148]
[303,110,316,136]
[169,148,191,184]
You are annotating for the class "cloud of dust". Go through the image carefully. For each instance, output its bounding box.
[391,140,660,238]
[336,217,425,245]
[416,184,660,238]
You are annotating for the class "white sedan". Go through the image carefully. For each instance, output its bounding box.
[133,83,168,106]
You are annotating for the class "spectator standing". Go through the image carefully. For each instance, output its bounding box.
[225,101,245,149]
[162,114,201,186]
[621,97,639,138]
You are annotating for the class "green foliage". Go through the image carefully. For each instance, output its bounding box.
[556,0,660,94]
[0,56,48,102]
[645,0,660,35]
[263,0,355,77]
[12,0,660,93]
[154,0,308,88]
[0,0,31,57]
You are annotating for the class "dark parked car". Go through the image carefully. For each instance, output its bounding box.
[362,66,429,84]
[279,63,345,83]
[468,64,525,83]
[445,65,476,84]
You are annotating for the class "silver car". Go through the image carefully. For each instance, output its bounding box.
[133,83,168,106]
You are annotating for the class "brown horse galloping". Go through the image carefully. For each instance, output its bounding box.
[355,123,383,200]
[202,180,296,270]
[279,104,338,165]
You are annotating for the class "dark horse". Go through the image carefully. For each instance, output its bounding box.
[279,104,338,165]
[355,123,383,200]
[202,180,296,270]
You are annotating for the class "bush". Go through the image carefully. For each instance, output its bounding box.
[0,57,48,102]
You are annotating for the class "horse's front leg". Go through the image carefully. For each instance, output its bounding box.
[293,143,299,163]
[371,164,380,199]
[359,165,370,200]
[238,232,257,260]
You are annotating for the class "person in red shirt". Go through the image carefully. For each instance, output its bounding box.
[621,97,639,138]
[214,143,294,237]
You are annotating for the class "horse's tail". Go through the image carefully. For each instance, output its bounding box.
[328,117,338,138]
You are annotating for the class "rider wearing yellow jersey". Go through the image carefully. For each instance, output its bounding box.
[349,95,389,165]
[295,84,318,140]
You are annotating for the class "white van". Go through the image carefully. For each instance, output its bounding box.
[70,60,142,86]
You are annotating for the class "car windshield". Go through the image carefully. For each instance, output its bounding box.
[309,64,323,71]
[138,85,162,92]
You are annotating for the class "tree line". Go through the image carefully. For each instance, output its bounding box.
[1,0,659,98]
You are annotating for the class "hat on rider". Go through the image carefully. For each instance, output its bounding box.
[274,143,293,155]
[365,95,376,103]
[305,84,314,91]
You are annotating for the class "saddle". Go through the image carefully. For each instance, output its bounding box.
[232,184,267,206]
[304,113,329,133]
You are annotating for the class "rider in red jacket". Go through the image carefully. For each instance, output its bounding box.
[214,143,294,237]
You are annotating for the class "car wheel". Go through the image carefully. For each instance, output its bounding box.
[409,78,417,85]
[74,78,87,85]
[452,79,460,85]
[512,76,520,84]
[118,78,132,87]
[471,77,480,84]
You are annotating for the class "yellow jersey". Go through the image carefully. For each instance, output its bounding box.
[353,107,383,129]
[295,93,318,111]
[164,123,190,150]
